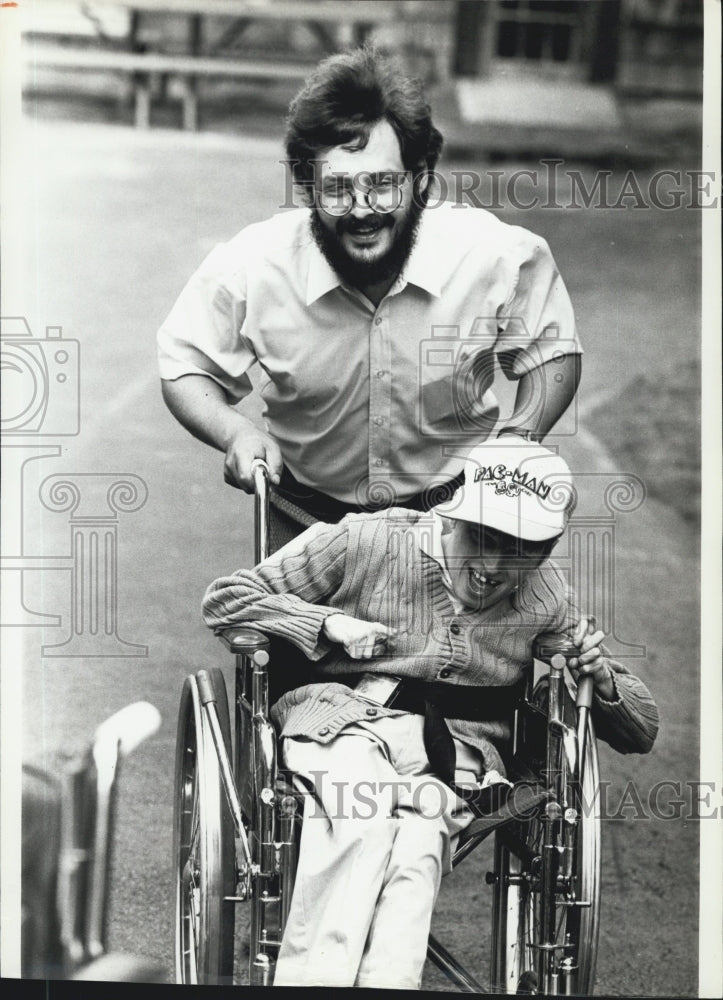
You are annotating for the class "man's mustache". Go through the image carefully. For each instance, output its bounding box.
[338,215,394,235]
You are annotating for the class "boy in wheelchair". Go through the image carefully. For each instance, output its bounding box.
[203,439,658,989]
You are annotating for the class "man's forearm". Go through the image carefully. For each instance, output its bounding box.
[162,373,283,489]
[500,354,581,440]
[161,374,251,452]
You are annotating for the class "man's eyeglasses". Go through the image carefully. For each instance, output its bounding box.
[317,172,408,217]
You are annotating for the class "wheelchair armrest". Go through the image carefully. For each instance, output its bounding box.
[217,626,271,657]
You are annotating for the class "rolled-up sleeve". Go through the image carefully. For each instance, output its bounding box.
[540,578,658,755]
[157,241,256,403]
[591,663,659,755]
[495,233,581,377]
[202,520,350,660]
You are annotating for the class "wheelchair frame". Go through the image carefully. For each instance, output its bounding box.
[173,461,601,993]
[23,702,163,982]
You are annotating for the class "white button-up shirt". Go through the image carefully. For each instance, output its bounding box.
[158,203,580,503]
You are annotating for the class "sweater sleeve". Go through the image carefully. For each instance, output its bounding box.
[589,654,659,755]
[544,570,659,755]
[202,519,349,660]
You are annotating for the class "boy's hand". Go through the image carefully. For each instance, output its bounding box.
[569,617,615,701]
[323,614,395,660]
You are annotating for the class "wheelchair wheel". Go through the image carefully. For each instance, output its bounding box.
[491,690,601,995]
[173,668,235,984]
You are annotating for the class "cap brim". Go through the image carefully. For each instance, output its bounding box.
[434,491,565,542]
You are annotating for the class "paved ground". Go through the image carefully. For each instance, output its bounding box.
[14,116,707,994]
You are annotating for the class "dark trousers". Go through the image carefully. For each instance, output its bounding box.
[269,465,464,551]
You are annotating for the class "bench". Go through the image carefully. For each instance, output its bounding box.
[23,0,403,129]
[25,41,313,129]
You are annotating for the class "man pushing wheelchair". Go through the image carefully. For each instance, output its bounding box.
[157,46,581,544]
[159,46,658,990]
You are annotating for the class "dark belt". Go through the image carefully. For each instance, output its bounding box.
[274,465,464,523]
[392,679,523,722]
[350,677,523,791]
[409,681,521,791]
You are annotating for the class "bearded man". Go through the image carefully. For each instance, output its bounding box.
[157,46,582,546]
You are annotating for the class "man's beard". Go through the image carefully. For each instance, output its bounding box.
[309,199,425,290]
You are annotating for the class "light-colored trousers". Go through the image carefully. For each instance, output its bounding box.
[273,713,482,989]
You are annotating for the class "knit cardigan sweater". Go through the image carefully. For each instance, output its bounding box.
[203,511,658,774]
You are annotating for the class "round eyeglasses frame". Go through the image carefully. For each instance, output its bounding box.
[316,172,409,217]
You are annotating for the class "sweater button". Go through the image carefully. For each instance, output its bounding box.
[439,668,452,679]
[365,707,378,717]
[450,623,461,635]
[318,727,330,736]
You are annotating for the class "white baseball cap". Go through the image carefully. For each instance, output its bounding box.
[434,439,575,542]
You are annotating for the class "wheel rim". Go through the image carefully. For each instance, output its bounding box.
[176,679,204,984]
[492,718,601,994]
[173,674,235,985]
[181,795,202,982]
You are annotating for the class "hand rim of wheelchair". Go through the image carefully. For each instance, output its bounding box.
[489,678,601,996]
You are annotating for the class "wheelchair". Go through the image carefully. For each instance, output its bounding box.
[22,702,164,982]
[173,461,602,994]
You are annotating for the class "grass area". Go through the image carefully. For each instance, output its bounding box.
[590,358,700,524]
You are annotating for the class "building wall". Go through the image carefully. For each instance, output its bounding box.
[447,0,703,96]
[616,0,703,97]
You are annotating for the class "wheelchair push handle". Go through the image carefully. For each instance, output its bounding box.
[251,457,270,492]
[572,615,597,710]
[196,669,217,706]
[534,629,595,708]
[250,458,271,564]
[576,674,594,710]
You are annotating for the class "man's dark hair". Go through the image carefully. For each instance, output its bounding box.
[284,46,443,194]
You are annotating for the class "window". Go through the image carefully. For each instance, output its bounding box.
[495,0,585,64]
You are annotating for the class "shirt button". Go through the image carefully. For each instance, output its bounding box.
[374,459,384,467]
[376,370,385,378]
[374,416,385,426]
[365,707,378,717]
[450,623,461,635]
[318,727,329,736]
[439,668,452,679]
[374,316,382,326]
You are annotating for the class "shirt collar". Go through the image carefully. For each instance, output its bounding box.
[418,511,466,613]
[305,239,342,305]
[304,208,442,306]
[418,509,446,566]
[399,211,441,297]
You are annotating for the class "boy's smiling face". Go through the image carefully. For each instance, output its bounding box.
[440,518,553,612]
